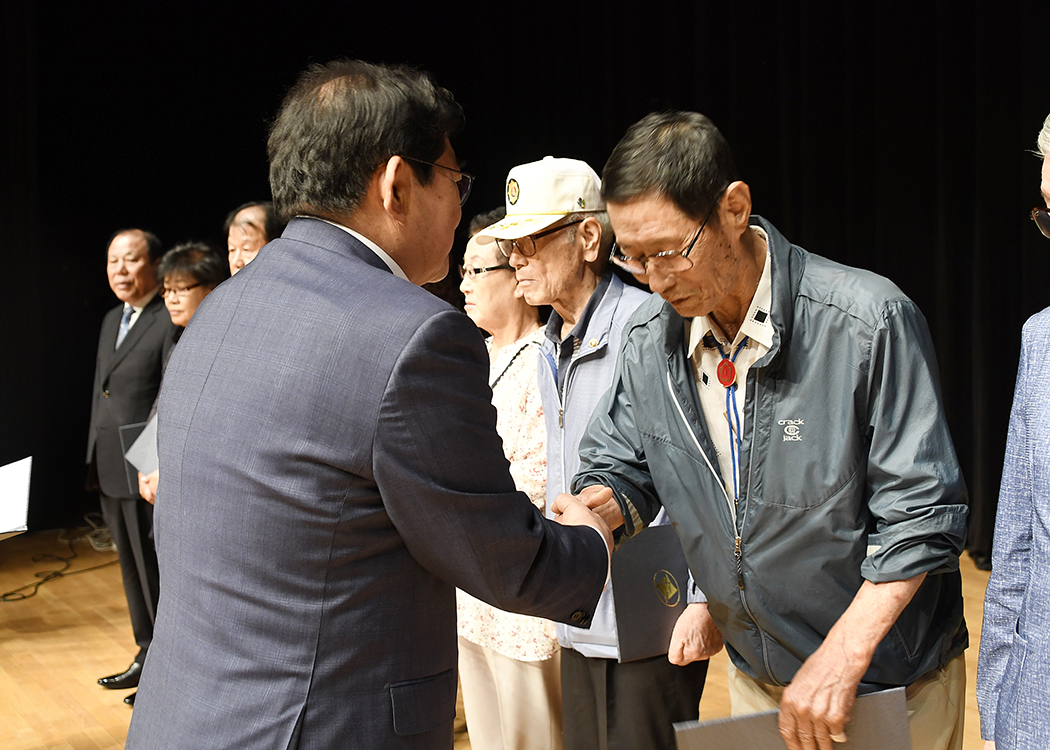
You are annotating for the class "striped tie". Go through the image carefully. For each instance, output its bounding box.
[115,304,134,349]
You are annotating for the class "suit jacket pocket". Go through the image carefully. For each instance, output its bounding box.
[388,668,456,736]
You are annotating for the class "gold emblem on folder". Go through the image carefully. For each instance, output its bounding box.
[653,569,680,607]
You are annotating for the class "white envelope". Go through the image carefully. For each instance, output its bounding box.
[0,456,32,541]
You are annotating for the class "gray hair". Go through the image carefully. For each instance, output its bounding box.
[602,111,737,221]
[1038,113,1050,158]
[566,210,614,256]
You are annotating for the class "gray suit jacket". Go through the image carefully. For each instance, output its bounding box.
[978,307,1050,749]
[125,218,607,750]
[86,292,176,497]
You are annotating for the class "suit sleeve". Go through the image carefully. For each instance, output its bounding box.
[571,329,663,539]
[372,309,606,627]
[977,322,1035,740]
[859,299,968,583]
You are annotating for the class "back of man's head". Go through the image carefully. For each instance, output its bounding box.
[267,59,465,220]
[602,111,738,221]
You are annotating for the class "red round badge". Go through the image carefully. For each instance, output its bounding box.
[716,358,736,388]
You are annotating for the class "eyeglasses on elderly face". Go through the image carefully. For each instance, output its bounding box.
[459,263,513,280]
[610,186,728,276]
[401,156,475,206]
[495,219,585,259]
[1032,207,1050,239]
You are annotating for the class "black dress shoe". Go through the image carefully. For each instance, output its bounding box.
[124,691,136,706]
[98,661,143,689]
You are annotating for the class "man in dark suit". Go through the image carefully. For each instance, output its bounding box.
[87,228,176,703]
[125,60,612,749]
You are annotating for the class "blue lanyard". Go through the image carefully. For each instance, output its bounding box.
[714,336,750,501]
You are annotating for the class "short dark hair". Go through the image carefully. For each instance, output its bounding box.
[602,111,738,220]
[108,228,164,262]
[267,59,465,219]
[467,207,507,238]
[222,202,287,242]
[157,241,230,289]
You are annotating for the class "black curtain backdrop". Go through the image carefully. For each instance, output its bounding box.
[3,1,1046,561]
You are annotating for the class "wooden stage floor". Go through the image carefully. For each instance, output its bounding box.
[1,528,992,749]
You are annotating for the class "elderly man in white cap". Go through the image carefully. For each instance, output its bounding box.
[475,157,719,750]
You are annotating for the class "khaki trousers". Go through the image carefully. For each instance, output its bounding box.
[727,654,966,750]
[458,636,563,750]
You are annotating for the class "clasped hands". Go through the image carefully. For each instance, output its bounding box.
[549,485,616,556]
[554,486,724,665]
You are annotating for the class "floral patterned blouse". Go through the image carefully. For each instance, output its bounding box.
[456,327,558,661]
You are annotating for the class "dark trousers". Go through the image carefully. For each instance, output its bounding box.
[561,647,708,750]
[99,493,159,661]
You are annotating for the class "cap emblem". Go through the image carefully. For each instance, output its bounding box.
[507,178,520,205]
[577,197,586,209]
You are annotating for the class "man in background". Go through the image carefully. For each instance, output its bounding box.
[87,228,176,706]
[224,200,286,274]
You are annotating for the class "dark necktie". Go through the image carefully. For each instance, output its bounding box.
[115,304,134,349]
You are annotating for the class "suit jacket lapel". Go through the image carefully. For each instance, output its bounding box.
[103,295,164,380]
[97,305,122,376]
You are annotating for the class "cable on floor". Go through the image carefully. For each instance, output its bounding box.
[1,520,120,602]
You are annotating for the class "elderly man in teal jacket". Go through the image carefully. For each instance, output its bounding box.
[568,111,969,750]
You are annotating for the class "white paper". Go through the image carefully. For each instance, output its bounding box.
[124,414,159,475]
[0,456,32,539]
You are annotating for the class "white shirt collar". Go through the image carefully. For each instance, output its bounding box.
[309,218,410,282]
[129,286,159,313]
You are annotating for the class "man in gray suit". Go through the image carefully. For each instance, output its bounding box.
[125,60,611,750]
[88,228,176,703]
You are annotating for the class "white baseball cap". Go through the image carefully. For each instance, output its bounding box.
[474,156,604,243]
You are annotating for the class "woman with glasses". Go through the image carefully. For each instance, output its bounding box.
[977,114,1050,750]
[136,242,229,506]
[456,208,561,750]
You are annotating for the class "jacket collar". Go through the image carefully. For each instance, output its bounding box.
[280,217,392,275]
[544,271,632,356]
[750,215,803,369]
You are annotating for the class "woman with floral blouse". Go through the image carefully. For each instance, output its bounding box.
[457,209,561,750]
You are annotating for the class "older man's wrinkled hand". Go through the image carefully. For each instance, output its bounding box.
[668,602,723,665]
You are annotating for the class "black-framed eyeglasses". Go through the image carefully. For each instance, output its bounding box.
[161,283,201,300]
[495,219,584,259]
[610,186,728,275]
[459,263,513,280]
[1032,207,1050,239]
[401,156,475,206]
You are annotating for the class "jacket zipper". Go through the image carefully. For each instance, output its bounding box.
[542,349,565,428]
[737,369,783,685]
[665,368,782,686]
